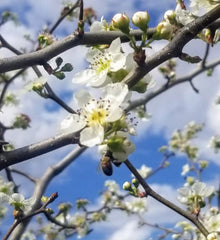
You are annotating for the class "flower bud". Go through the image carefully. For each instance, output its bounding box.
[198,160,208,169]
[164,10,176,25]
[41,196,48,203]
[132,178,139,188]
[32,82,44,92]
[45,208,54,214]
[112,13,130,34]
[38,33,54,49]
[123,181,132,191]
[58,202,72,212]
[132,11,150,32]
[156,21,173,40]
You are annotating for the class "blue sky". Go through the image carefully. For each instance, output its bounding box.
[0,0,220,239]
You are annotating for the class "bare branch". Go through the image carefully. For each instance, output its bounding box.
[8,146,86,239]
[123,5,220,89]
[0,29,155,73]
[0,132,79,171]
[9,168,37,183]
[127,58,220,112]
[124,159,209,238]
[49,0,81,34]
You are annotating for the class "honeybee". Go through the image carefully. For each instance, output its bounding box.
[100,151,122,176]
[100,155,113,176]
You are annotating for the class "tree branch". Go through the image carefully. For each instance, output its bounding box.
[124,5,220,89]
[0,29,155,73]
[0,132,79,171]
[8,146,86,240]
[126,58,220,112]
[124,159,209,237]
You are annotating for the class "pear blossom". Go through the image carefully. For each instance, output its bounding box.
[61,83,129,147]
[125,198,147,213]
[73,38,126,87]
[25,76,47,92]
[105,180,120,193]
[0,192,33,213]
[181,164,190,176]
[90,17,109,32]
[135,164,152,179]
[164,10,176,25]
[0,176,14,195]
[204,214,220,233]
[208,135,220,153]
[177,182,214,206]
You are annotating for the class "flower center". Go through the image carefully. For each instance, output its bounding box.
[90,52,111,75]
[88,108,107,125]
[79,98,111,126]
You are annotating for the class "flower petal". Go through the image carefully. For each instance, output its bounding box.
[108,38,121,53]
[102,82,129,104]
[80,125,104,147]
[74,90,92,107]
[61,114,86,133]
[110,53,126,72]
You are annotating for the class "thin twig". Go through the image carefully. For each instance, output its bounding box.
[9,168,37,183]
[49,0,81,34]
[124,159,209,238]
[0,68,26,109]
[2,192,58,240]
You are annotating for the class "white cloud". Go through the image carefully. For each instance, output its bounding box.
[108,220,150,240]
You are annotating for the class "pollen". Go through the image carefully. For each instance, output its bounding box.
[90,52,112,75]
[88,108,107,125]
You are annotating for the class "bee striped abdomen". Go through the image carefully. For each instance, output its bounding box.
[100,156,113,176]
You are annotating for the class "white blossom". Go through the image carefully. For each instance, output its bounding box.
[125,198,147,213]
[105,180,120,193]
[0,176,14,196]
[61,83,129,147]
[177,182,214,204]
[73,38,126,87]
[9,193,33,213]
[204,214,220,232]
[181,164,190,176]
[0,192,33,213]
[90,17,109,32]
[135,165,152,179]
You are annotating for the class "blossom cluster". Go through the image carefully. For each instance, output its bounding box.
[60,11,157,164]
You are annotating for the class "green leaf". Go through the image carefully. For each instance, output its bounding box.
[53,71,65,80]
[61,63,73,72]
[55,57,63,67]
